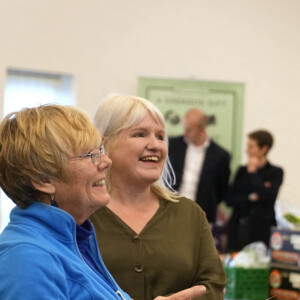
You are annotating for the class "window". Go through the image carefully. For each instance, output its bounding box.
[0,68,75,232]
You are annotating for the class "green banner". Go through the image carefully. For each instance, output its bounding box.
[138,77,244,175]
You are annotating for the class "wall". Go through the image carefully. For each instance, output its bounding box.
[0,0,299,207]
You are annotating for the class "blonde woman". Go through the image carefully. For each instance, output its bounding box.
[90,95,226,300]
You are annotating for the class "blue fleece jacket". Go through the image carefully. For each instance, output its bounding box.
[0,201,131,300]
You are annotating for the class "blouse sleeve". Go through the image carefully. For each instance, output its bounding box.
[190,207,227,300]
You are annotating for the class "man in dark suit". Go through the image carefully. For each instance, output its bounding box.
[168,108,231,224]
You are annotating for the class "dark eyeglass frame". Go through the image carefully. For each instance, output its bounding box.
[71,145,104,165]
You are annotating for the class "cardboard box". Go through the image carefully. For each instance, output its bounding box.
[269,264,300,300]
[270,227,300,267]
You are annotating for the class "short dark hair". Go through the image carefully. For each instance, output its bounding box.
[248,129,273,152]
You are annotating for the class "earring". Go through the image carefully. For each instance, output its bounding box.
[50,194,58,207]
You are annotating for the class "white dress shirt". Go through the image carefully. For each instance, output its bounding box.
[179,139,210,201]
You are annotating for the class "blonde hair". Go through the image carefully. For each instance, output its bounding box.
[0,104,101,208]
[94,94,178,202]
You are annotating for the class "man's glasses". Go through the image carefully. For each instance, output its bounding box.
[71,145,104,165]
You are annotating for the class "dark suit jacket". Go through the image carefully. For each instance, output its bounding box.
[168,136,231,223]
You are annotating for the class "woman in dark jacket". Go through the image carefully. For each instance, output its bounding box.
[226,129,284,251]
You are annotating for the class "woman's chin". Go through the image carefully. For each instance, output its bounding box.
[94,193,111,208]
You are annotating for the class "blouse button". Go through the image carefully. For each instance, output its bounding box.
[134,264,144,272]
[132,235,140,243]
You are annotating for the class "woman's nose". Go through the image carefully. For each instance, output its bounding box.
[98,153,112,170]
[146,136,160,149]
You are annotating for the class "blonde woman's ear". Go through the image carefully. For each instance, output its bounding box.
[31,179,55,195]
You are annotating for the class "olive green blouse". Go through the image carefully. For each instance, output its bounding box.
[89,197,226,300]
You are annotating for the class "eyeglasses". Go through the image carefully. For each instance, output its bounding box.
[71,145,104,165]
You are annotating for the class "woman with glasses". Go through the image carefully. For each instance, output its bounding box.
[0,104,131,299]
[89,95,226,300]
